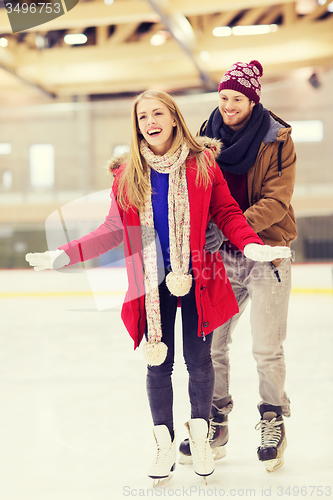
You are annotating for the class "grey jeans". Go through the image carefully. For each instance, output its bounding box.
[211,249,291,418]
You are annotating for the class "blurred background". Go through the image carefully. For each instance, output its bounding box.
[0,0,333,268]
[0,3,332,498]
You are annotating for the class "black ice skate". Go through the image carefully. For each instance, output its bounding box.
[255,404,287,473]
[179,414,228,465]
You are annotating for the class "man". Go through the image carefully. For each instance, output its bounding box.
[179,60,297,472]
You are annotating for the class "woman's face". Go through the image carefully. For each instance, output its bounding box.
[137,98,176,156]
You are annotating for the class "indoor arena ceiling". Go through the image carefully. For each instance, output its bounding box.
[0,0,333,101]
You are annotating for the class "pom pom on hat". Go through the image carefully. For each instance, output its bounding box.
[218,60,264,105]
[249,60,263,77]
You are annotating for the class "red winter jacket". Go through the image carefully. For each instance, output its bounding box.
[59,140,263,349]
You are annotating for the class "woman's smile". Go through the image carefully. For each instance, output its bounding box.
[137,98,176,155]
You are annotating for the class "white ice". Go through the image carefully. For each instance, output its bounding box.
[0,264,332,499]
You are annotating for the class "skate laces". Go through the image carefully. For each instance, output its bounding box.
[153,441,173,464]
[255,417,282,448]
[190,432,211,460]
[208,419,227,441]
[152,438,173,465]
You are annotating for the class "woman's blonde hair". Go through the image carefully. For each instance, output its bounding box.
[117,89,214,210]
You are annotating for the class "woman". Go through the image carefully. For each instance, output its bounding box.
[26,90,290,485]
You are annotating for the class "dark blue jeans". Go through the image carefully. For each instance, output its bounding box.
[146,273,214,438]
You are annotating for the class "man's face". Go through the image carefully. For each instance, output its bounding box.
[218,89,255,131]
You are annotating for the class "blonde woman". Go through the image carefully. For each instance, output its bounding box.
[26,90,290,485]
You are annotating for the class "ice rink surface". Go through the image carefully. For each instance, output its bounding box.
[0,264,332,500]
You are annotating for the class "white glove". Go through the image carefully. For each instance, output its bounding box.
[25,249,70,271]
[243,243,291,262]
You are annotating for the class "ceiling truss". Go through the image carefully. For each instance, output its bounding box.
[0,0,332,101]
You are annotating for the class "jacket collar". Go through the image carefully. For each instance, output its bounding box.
[263,111,292,145]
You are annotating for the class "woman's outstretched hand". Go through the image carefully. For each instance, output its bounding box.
[244,243,291,262]
[25,249,70,271]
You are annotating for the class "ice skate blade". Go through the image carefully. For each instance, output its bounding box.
[195,468,215,479]
[150,463,175,487]
[264,457,284,473]
[262,436,287,473]
[152,475,172,488]
[195,471,214,486]
[179,446,226,465]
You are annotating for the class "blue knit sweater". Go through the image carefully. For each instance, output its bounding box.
[151,169,170,269]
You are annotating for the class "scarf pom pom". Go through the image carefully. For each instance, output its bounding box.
[143,341,168,366]
[166,272,192,297]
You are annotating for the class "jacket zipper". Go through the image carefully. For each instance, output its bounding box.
[250,140,284,205]
[124,211,144,336]
[270,262,281,283]
[199,279,206,341]
[251,140,285,280]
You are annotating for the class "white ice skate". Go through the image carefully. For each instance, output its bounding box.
[185,418,215,483]
[179,414,228,464]
[148,425,176,487]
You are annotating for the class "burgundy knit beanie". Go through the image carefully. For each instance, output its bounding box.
[218,60,263,105]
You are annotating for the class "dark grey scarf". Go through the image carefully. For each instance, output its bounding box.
[204,103,270,175]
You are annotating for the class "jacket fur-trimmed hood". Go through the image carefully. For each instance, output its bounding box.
[106,136,222,177]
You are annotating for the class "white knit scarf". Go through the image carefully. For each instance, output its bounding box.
[139,140,191,366]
